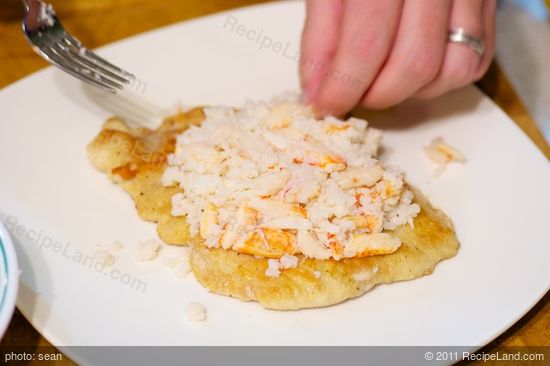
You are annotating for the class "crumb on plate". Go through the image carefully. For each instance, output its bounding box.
[425,137,465,165]
[94,248,116,268]
[136,239,161,262]
[185,302,207,321]
[107,241,124,253]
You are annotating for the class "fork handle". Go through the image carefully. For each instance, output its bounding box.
[22,0,40,11]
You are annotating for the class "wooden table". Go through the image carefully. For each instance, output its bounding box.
[0,1,548,364]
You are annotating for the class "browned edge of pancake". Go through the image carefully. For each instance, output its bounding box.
[87,109,460,310]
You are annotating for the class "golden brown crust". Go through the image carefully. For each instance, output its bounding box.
[87,108,204,245]
[87,109,459,310]
[190,188,459,310]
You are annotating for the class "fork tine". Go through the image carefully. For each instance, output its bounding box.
[47,45,124,91]
[22,1,145,98]
[41,47,119,93]
[52,43,132,85]
[61,34,136,80]
[83,50,136,80]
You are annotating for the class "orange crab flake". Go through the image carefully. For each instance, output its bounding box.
[329,241,343,256]
[317,155,347,169]
[369,191,379,201]
[364,215,378,232]
[325,124,351,134]
[381,183,396,198]
[112,162,139,180]
[234,228,296,258]
[355,193,364,207]
[347,215,379,233]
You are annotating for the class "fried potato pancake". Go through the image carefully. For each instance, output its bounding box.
[87,109,459,310]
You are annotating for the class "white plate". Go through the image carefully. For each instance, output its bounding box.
[0,0,549,358]
[0,223,19,338]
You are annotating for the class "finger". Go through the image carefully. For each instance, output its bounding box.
[361,0,452,109]
[300,0,344,102]
[313,0,403,116]
[474,0,496,80]
[415,0,484,99]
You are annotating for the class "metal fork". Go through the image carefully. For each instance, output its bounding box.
[22,0,135,93]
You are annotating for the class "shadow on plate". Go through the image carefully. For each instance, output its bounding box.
[52,71,165,128]
[351,87,484,131]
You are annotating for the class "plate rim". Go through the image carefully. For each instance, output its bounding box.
[0,223,19,338]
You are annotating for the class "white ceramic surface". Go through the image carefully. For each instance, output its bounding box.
[0,223,20,338]
[0,1,548,360]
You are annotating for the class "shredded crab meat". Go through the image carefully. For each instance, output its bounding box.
[425,137,465,165]
[185,302,207,321]
[163,94,420,260]
[136,240,161,262]
[265,254,299,277]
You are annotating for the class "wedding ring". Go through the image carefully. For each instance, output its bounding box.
[448,28,485,57]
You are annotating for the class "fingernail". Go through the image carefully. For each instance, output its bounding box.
[311,104,329,119]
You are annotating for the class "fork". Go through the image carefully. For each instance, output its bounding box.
[22,0,136,93]
[21,0,165,127]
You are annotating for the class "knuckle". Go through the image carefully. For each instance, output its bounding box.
[404,49,441,86]
[348,32,385,60]
[447,54,479,86]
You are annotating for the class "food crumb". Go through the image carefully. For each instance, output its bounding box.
[265,259,281,278]
[424,137,465,176]
[107,241,124,253]
[136,239,161,262]
[279,254,299,269]
[94,248,116,268]
[185,302,207,322]
[38,2,56,27]
[266,255,299,277]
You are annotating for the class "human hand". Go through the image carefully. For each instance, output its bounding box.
[300,0,496,116]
